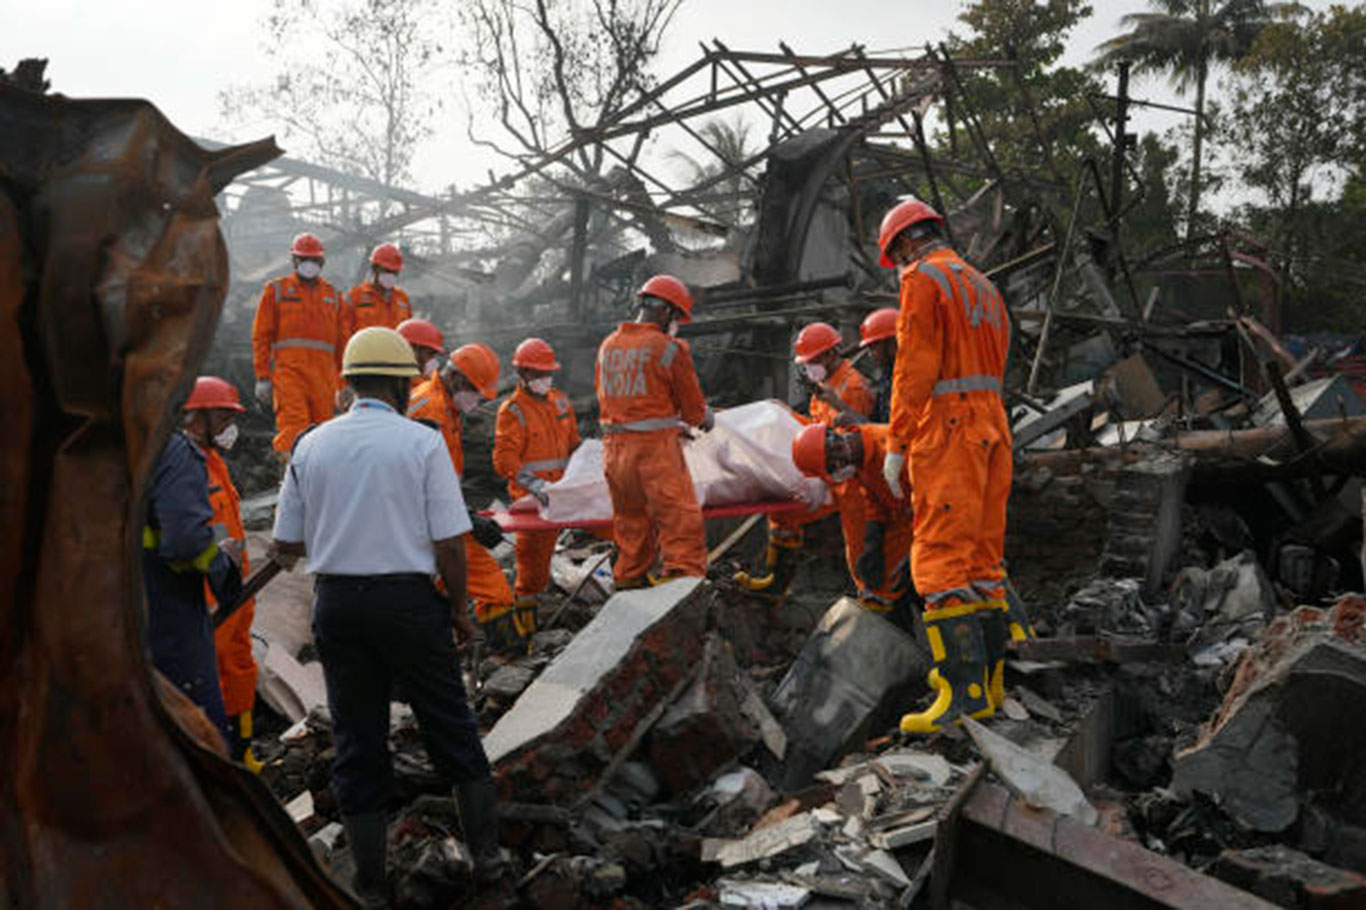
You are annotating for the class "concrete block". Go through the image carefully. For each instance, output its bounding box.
[768,597,928,790]
[704,811,819,868]
[1173,597,1366,833]
[483,578,709,804]
[650,633,766,794]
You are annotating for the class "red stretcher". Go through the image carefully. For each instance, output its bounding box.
[485,499,809,533]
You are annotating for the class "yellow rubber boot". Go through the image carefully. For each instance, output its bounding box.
[978,600,1010,711]
[1004,581,1037,642]
[732,536,802,600]
[234,711,264,774]
[900,602,995,734]
[478,603,525,656]
[512,597,538,654]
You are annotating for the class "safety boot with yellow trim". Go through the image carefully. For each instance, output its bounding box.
[233,711,264,774]
[900,602,994,735]
[978,600,1010,710]
[732,535,802,600]
[512,596,539,650]
[477,603,526,656]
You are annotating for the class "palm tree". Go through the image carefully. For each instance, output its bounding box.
[1094,0,1303,241]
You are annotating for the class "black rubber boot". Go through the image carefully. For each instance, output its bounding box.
[341,812,390,909]
[900,602,994,734]
[455,777,505,884]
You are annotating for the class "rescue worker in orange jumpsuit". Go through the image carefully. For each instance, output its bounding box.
[878,198,1023,734]
[407,343,521,647]
[860,308,900,423]
[493,338,581,638]
[344,243,412,341]
[252,232,345,455]
[181,376,261,771]
[595,275,713,587]
[733,321,874,601]
[791,422,915,619]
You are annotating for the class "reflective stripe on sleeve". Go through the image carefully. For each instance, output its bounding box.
[658,340,679,369]
[931,374,1001,396]
[602,416,684,434]
[274,338,336,353]
[523,456,570,472]
[507,402,526,425]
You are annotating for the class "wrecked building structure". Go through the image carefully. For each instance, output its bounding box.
[5,30,1366,909]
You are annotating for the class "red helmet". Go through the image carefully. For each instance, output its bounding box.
[791,423,831,479]
[183,376,245,413]
[290,232,325,258]
[877,199,943,267]
[793,322,842,364]
[860,308,899,347]
[513,337,561,372]
[637,274,695,323]
[397,318,445,353]
[451,343,500,399]
[371,242,403,272]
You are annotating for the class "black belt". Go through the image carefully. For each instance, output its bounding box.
[316,572,432,584]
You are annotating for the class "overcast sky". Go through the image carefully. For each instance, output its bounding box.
[0,0,1333,197]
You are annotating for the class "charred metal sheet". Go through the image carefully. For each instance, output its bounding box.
[948,782,1278,909]
[0,76,352,906]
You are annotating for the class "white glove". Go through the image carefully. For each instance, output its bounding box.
[883,452,906,499]
[254,379,272,408]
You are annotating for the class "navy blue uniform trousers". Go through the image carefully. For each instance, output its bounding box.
[313,575,491,815]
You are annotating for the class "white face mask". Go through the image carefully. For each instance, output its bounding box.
[296,260,322,280]
[214,423,239,451]
[452,389,482,414]
[528,377,553,396]
[422,357,440,378]
[829,465,856,483]
[803,362,828,383]
[377,272,397,290]
[668,320,679,337]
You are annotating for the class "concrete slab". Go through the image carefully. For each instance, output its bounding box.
[1173,596,1366,833]
[768,597,928,790]
[483,578,710,803]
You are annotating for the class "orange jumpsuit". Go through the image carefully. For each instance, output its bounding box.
[770,358,874,547]
[203,448,257,718]
[493,386,581,598]
[343,281,412,340]
[595,322,710,581]
[888,248,1012,609]
[406,375,515,620]
[252,273,344,453]
[842,424,914,607]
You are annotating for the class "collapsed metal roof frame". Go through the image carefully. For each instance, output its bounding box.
[211,43,1019,287]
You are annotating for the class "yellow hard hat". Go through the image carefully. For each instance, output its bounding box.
[342,326,420,377]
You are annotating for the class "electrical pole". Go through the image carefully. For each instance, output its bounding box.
[1111,62,1131,226]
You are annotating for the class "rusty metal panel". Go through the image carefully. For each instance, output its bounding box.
[0,78,353,907]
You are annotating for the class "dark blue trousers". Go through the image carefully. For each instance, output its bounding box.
[313,575,491,815]
[144,555,231,745]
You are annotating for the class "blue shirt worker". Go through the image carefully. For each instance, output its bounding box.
[142,430,243,747]
[269,327,503,907]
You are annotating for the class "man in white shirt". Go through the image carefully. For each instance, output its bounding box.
[270,327,499,907]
